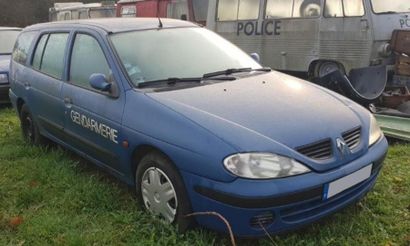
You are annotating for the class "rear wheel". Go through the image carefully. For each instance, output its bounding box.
[314,61,345,78]
[135,151,193,232]
[20,104,46,145]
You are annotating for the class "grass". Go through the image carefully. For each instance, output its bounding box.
[0,106,409,246]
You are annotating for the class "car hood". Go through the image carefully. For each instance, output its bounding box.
[147,72,367,171]
[0,55,11,73]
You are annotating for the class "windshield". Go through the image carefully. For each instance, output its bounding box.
[89,8,116,18]
[371,0,410,14]
[110,27,261,86]
[0,30,20,54]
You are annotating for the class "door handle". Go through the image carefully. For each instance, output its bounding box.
[360,19,369,30]
[64,97,72,104]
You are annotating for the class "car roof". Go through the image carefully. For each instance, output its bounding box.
[24,18,198,34]
[0,27,22,31]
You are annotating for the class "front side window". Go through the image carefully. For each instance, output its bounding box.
[110,27,260,86]
[217,0,259,21]
[371,0,410,14]
[266,0,321,19]
[0,30,20,54]
[70,34,110,89]
[12,32,35,64]
[40,33,69,79]
[325,0,364,17]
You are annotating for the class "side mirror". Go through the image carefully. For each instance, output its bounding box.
[89,73,111,92]
[250,53,260,63]
[180,14,187,20]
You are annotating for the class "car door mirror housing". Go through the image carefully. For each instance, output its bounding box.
[250,53,260,63]
[89,73,111,92]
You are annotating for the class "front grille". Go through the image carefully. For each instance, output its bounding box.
[250,212,275,228]
[296,139,333,160]
[342,127,361,150]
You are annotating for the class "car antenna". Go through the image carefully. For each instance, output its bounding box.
[156,0,163,28]
[158,17,163,28]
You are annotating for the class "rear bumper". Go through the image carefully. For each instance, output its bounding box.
[0,84,10,103]
[181,137,388,237]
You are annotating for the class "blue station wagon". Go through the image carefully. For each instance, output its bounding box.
[9,18,388,237]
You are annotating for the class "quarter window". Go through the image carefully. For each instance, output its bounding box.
[12,32,36,65]
[325,0,364,17]
[266,0,321,19]
[32,34,49,70]
[217,0,259,21]
[40,33,69,79]
[70,34,110,89]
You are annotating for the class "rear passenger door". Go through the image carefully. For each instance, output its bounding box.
[28,32,69,139]
[62,31,125,171]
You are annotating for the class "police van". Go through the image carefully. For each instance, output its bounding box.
[49,1,116,21]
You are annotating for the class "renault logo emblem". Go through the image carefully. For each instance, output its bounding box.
[336,138,350,157]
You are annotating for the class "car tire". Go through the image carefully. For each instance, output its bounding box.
[20,104,47,146]
[314,61,345,78]
[135,151,194,232]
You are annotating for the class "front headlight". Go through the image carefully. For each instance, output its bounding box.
[223,153,311,179]
[369,114,383,146]
[0,73,8,84]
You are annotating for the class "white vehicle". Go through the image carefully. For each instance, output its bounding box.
[49,1,116,21]
[207,0,410,80]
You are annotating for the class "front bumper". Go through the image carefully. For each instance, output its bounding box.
[181,137,388,237]
[0,84,10,103]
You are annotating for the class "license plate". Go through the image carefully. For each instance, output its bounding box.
[323,164,372,200]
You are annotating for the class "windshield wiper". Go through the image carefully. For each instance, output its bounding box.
[203,67,272,78]
[138,77,202,88]
[137,76,237,88]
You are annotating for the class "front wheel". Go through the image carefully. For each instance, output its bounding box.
[135,151,193,232]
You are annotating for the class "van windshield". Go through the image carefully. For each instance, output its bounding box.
[0,30,20,54]
[371,0,410,14]
[110,27,261,87]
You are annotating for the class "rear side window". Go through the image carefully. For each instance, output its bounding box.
[69,34,110,89]
[36,33,69,79]
[12,32,36,65]
[32,34,48,70]
[217,0,259,21]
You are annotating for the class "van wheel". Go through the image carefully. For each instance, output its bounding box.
[314,61,345,78]
[20,104,46,145]
[135,151,193,232]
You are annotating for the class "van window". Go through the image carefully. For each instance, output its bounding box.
[266,0,321,19]
[167,0,189,20]
[325,0,364,17]
[371,0,410,14]
[192,0,209,21]
[217,0,259,21]
[12,32,36,65]
[40,33,69,79]
[70,34,110,89]
[266,0,292,18]
[32,34,49,70]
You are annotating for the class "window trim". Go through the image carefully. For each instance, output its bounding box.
[264,0,322,20]
[216,0,260,22]
[323,0,366,18]
[29,32,70,81]
[67,31,118,97]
